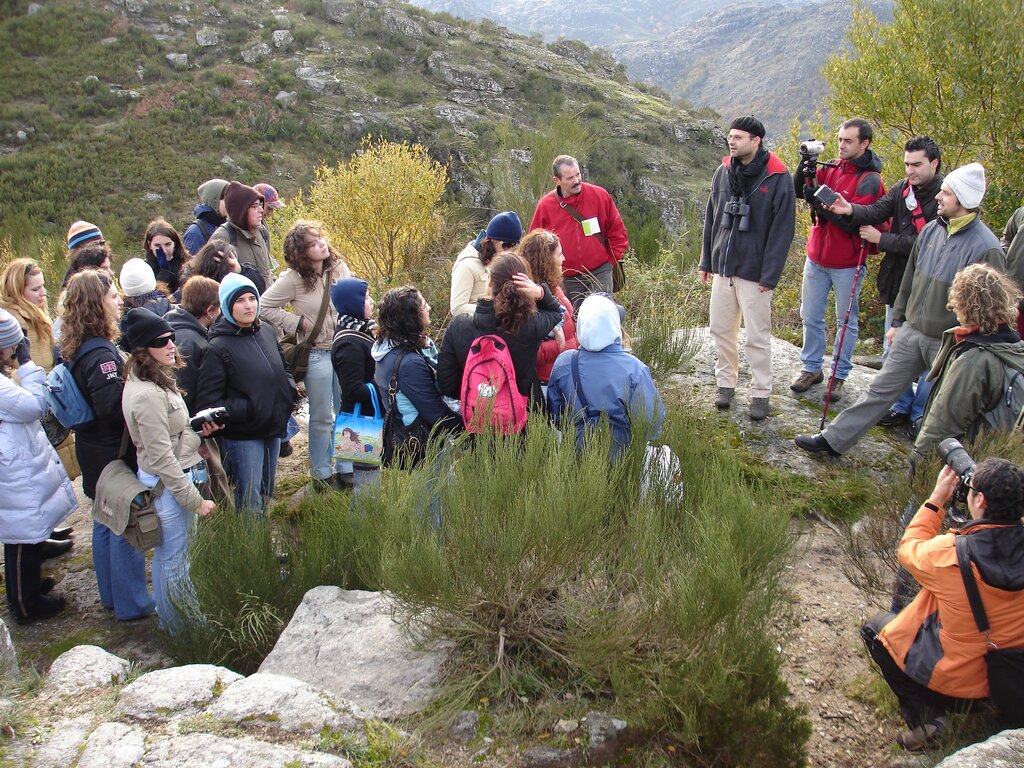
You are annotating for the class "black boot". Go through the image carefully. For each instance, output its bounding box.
[5,543,64,624]
[50,526,74,541]
[40,539,73,560]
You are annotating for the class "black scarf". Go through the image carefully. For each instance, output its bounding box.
[728,147,770,198]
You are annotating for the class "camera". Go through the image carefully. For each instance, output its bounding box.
[813,185,840,207]
[190,406,228,432]
[937,438,976,508]
[721,196,751,232]
[799,139,825,157]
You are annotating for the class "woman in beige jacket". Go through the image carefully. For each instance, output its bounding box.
[260,221,351,487]
[121,308,218,632]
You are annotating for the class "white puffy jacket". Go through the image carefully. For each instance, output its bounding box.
[0,362,77,543]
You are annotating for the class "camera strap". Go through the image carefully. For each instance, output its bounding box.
[903,184,927,233]
[559,201,612,256]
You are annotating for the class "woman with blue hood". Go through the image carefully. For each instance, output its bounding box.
[195,274,296,515]
[546,294,665,456]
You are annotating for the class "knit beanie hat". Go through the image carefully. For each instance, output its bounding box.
[222,181,263,228]
[119,258,157,297]
[331,278,369,319]
[485,211,523,244]
[0,307,25,349]
[122,307,173,351]
[219,273,260,325]
[943,162,986,209]
[197,178,230,210]
[67,220,104,249]
[254,182,286,209]
[730,116,766,139]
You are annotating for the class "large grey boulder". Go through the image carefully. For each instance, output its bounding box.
[259,587,449,718]
[28,715,93,768]
[208,672,364,736]
[115,663,242,721]
[934,729,1024,767]
[195,27,222,47]
[140,732,353,767]
[44,645,129,696]
[76,722,146,768]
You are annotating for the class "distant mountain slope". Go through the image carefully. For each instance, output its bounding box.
[412,0,780,45]
[0,0,723,247]
[609,0,893,134]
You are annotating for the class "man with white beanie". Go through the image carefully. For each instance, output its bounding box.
[796,162,1006,457]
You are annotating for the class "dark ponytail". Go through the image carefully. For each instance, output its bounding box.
[490,254,534,336]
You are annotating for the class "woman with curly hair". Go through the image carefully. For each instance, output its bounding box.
[517,229,578,385]
[121,308,219,630]
[1,258,56,372]
[372,286,461,458]
[60,270,154,620]
[143,217,189,294]
[260,221,351,489]
[437,253,563,407]
[912,263,1024,461]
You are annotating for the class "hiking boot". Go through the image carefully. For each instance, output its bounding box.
[896,717,946,751]
[279,440,294,458]
[827,379,846,402]
[794,433,841,457]
[714,387,735,410]
[14,594,66,625]
[40,539,73,560]
[877,409,909,428]
[790,369,824,392]
[749,397,770,421]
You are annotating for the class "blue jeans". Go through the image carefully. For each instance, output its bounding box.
[92,521,154,620]
[799,259,865,381]
[892,372,933,422]
[222,437,281,517]
[139,469,198,633]
[306,350,344,480]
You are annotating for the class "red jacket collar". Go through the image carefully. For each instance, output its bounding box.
[722,151,788,176]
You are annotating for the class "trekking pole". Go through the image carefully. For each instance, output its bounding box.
[820,239,869,430]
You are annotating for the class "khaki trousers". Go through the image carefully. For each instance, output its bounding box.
[709,274,773,397]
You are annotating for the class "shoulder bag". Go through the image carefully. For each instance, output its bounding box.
[955,534,1024,727]
[280,272,331,384]
[559,200,625,292]
[92,431,163,552]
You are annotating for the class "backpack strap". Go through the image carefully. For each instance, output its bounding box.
[955,535,993,640]
[569,351,591,410]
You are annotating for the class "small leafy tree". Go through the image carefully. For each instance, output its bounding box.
[307,136,449,283]
[823,0,1024,224]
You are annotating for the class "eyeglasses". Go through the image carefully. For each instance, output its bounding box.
[148,333,175,348]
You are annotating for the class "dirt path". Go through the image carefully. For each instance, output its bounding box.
[782,520,900,767]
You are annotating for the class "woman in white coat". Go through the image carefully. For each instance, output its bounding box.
[0,309,77,624]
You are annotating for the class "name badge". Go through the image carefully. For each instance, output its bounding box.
[581,217,601,237]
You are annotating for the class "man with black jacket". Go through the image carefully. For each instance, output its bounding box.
[829,136,944,428]
[699,116,795,421]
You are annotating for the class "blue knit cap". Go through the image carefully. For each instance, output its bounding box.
[330,278,369,320]
[485,211,523,244]
[219,273,259,325]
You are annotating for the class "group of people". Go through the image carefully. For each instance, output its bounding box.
[0,158,664,632]
[701,114,1024,750]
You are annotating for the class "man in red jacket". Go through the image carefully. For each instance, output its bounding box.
[790,118,886,402]
[530,155,629,310]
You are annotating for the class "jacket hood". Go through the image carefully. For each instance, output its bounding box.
[371,339,398,362]
[455,241,482,263]
[164,306,208,337]
[576,295,622,351]
[961,524,1024,591]
[848,149,883,174]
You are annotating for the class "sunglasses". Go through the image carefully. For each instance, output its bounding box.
[148,333,176,349]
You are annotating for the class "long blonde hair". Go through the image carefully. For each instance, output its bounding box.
[0,258,53,348]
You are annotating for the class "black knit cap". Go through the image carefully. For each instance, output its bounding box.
[122,307,173,351]
[730,116,765,139]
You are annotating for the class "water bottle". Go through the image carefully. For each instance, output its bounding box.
[191,459,208,485]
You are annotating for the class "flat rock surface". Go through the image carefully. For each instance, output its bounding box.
[115,663,243,720]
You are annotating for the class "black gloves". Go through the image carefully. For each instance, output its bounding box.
[15,337,31,365]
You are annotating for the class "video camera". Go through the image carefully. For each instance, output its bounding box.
[937,438,976,523]
[190,406,228,432]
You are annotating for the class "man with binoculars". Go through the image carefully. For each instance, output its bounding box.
[861,456,1024,751]
[699,116,795,421]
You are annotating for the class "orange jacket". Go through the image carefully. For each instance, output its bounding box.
[879,500,1024,699]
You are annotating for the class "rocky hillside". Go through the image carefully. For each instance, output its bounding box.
[608,0,893,135]
[0,0,723,248]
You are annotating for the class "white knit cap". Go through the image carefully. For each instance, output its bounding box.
[943,162,986,209]
[119,258,157,297]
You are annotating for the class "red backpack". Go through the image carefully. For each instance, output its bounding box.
[460,335,528,434]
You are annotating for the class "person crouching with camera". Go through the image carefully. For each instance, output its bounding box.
[861,459,1024,751]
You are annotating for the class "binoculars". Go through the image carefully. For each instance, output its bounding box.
[722,196,751,232]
